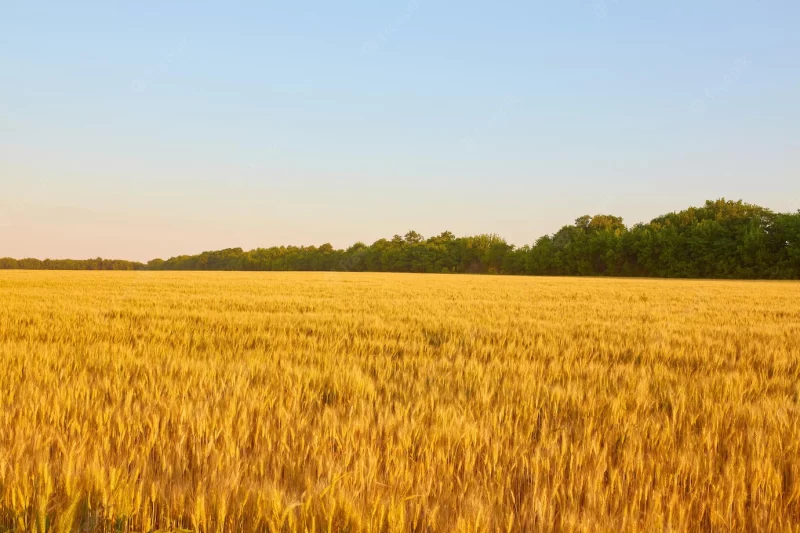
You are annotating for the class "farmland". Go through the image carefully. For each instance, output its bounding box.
[1,271,799,532]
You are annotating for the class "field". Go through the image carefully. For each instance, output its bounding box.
[1,271,799,532]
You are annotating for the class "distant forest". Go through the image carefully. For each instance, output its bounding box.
[3,199,800,279]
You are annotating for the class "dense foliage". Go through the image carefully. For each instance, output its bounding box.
[3,200,800,278]
[0,257,145,270]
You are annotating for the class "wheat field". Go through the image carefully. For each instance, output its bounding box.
[1,271,799,532]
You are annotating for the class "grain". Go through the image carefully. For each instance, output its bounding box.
[1,271,799,532]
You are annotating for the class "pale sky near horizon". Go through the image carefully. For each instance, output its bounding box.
[2,1,799,262]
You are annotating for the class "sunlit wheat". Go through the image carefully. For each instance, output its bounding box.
[1,271,799,532]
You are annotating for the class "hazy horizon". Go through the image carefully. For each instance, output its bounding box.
[3,2,799,262]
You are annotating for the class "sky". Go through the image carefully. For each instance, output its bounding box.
[1,1,799,262]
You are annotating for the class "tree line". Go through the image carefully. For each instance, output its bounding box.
[3,199,799,279]
[0,257,145,271]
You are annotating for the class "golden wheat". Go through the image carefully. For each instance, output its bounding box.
[1,271,799,532]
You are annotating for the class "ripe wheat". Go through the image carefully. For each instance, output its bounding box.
[1,271,799,532]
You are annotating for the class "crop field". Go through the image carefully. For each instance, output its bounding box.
[1,271,799,532]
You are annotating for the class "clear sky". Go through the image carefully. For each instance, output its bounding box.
[2,1,798,262]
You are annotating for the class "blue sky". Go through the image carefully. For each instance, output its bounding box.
[2,1,798,261]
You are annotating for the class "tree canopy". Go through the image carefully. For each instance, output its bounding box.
[3,200,799,279]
